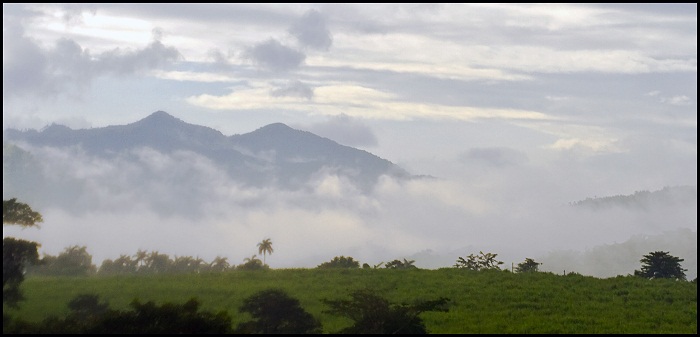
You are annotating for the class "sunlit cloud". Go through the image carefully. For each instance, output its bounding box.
[186,83,553,122]
[152,70,236,83]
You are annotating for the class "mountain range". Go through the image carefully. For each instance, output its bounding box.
[3,111,414,213]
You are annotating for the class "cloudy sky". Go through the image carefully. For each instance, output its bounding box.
[3,4,697,277]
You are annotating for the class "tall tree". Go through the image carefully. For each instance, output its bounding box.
[257,238,273,266]
[134,249,148,272]
[3,198,43,308]
[634,251,687,280]
[3,238,40,308]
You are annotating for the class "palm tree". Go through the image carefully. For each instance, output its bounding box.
[210,256,230,272]
[257,238,273,266]
[240,255,263,270]
[134,249,148,272]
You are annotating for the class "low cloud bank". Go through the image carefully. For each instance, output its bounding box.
[3,145,696,279]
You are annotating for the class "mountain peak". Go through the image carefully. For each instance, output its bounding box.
[130,111,188,129]
[258,123,293,132]
[142,110,180,122]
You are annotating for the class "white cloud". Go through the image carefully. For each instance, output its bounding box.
[663,95,692,106]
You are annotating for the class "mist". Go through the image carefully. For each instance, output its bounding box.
[3,144,696,279]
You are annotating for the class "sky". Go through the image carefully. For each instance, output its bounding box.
[3,4,697,278]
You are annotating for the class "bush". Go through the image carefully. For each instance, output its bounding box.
[317,256,361,269]
[323,288,450,334]
[234,289,321,334]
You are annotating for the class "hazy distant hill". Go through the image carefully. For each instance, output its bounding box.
[570,185,697,210]
[3,111,412,208]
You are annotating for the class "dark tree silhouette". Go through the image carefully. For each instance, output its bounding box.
[5,295,233,334]
[3,198,42,309]
[515,258,541,273]
[235,288,321,334]
[3,198,43,228]
[634,251,687,280]
[3,238,40,308]
[323,288,450,334]
[454,251,503,271]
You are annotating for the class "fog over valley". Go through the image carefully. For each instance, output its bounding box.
[4,113,696,279]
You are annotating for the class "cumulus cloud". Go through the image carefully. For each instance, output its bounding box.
[289,9,333,51]
[245,39,306,72]
[302,113,378,147]
[2,24,181,99]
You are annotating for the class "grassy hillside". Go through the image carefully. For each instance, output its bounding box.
[5,268,697,334]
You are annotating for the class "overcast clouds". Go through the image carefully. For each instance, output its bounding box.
[3,4,697,278]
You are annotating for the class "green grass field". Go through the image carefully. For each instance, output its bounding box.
[6,268,697,334]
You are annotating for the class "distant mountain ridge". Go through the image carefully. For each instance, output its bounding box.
[570,185,697,209]
[4,111,411,195]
